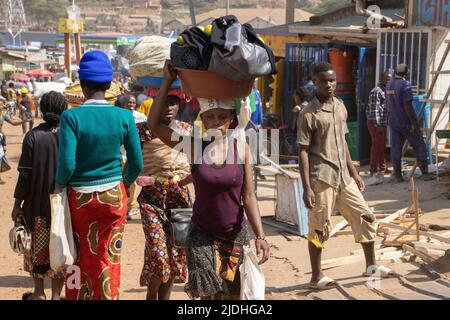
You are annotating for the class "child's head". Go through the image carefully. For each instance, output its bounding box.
[312,62,336,99]
[40,91,68,126]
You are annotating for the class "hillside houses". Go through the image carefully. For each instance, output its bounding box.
[163,7,313,35]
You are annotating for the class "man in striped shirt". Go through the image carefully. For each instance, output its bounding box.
[366,71,392,178]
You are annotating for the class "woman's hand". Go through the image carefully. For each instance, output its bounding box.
[123,182,131,198]
[255,238,270,265]
[163,60,178,83]
[136,176,156,187]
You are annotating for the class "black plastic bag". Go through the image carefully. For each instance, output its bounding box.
[208,15,277,81]
[170,27,213,70]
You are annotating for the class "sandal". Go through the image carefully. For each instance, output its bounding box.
[363,265,397,278]
[309,276,338,290]
[22,292,46,300]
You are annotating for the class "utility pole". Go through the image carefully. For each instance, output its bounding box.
[7,0,27,47]
[188,0,196,26]
[286,0,295,24]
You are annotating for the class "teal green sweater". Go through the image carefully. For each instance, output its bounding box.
[56,103,143,187]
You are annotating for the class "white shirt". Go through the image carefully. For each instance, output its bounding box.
[132,110,147,124]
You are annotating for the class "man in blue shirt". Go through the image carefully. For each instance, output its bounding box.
[304,75,316,101]
[386,64,429,182]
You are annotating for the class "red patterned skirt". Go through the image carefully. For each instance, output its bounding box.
[138,177,191,286]
[65,183,127,300]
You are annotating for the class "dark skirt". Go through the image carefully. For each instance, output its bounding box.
[184,222,250,299]
[23,217,64,279]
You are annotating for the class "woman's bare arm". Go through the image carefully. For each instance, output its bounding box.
[147,61,195,160]
[242,143,269,264]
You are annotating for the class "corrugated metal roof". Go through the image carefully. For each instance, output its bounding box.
[323,8,405,27]
[256,7,405,37]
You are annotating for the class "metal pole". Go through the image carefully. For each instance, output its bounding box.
[226,0,229,16]
[188,0,196,26]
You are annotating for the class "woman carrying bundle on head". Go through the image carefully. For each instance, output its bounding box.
[11,91,68,300]
[134,91,192,300]
[147,61,270,300]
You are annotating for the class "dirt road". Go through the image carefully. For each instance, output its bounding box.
[1,119,449,300]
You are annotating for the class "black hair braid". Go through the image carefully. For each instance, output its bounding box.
[40,91,68,126]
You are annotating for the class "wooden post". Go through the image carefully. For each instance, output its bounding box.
[414,188,420,241]
[64,33,72,80]
[286,0,296,24]
[409,177,420,240]
[74,33,82,65]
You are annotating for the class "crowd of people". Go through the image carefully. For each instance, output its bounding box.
[366,64,431,183]
[1,79,39,136]
[7,51,269,301]
[5,48,431,299]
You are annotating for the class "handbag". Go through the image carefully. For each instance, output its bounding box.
[9,215,32,254]
[0,156,11,173]
[49,188,77,271]
[168,208,193,248]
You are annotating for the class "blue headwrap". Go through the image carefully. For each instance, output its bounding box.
[78,50,113,83]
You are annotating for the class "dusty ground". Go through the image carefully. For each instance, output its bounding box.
[0,119,449,300]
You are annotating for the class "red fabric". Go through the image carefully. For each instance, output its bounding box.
[367,121,387,174]
[65,183,128,300]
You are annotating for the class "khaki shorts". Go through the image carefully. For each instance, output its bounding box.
[308,179,377,245]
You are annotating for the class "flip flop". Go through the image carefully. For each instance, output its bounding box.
[363,265,397,278]
[22,292,46,300]
[309,276,338,290]
[22,292,33,300]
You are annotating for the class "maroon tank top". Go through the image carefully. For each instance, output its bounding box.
[191,140,246,237]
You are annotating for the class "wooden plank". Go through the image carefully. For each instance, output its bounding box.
[322,251,404,270]
[379,207,410,224]
[350,244,383,255]
[379,222,450,244]
[403,244,435,264]
[334,229,354,236]
[330,219,349,238]
[413,187,420,241]
[261,217,303,236]
[413,245,447,258]
[385,235,419,247]
[412,242,450,252]
[397,276,450,300]
[392,221,417,243]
